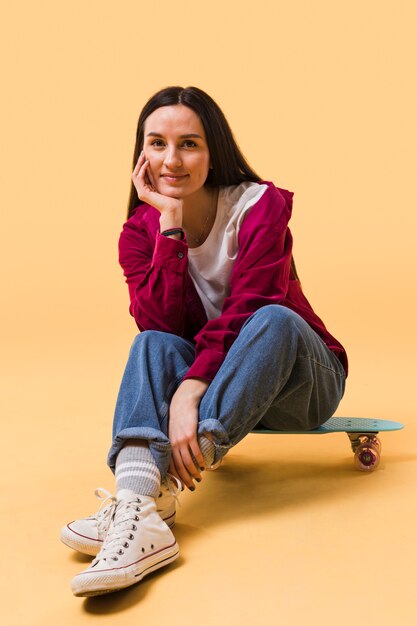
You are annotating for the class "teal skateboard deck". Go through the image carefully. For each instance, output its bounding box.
[251,417,404,471]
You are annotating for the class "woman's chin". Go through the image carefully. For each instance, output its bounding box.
[157,183,188,199]
[160,189,183,199]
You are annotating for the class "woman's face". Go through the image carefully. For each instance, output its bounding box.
[143,104,211,199]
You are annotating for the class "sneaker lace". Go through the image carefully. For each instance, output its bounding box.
[164,472,182,508]
[93,497,144,563]
[91,488,117,536]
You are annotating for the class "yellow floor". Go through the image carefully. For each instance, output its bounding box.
[2,348,416,626]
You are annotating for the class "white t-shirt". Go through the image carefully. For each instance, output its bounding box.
[187,181,268,320]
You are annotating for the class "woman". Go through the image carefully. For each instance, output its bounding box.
[62,86,348,597]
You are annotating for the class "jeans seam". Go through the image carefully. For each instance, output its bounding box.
[297,354,346,378]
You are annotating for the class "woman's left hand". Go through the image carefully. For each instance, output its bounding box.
[168,379,209,490]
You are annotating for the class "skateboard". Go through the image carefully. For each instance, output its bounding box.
[251,417,404,472]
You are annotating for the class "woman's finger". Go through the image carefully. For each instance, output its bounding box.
[137,159,155,191]
[168,459,183,487]
[132,150,145,176]
[132,158,159,202]
[178,443,202,481]
[171,447,195,490]
[189,438,206,472]
[171,449,192,489]
[136,155,149,184]
[146,163,157,189]
[143,160,156,191]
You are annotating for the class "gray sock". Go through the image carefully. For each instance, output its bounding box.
[198,435,215,468]
[115,441,161,498]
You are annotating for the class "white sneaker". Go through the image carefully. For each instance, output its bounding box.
[71,491,179,597]
[60,474,181,557]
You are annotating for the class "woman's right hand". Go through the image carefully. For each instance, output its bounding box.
[131,151,183,218]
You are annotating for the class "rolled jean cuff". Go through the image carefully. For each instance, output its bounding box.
[198,418,233,464]
[107,426,171,478]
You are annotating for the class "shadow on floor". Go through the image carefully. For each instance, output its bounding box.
[173,450,415,538]
[79,449,413,614]
[82,556,184,614]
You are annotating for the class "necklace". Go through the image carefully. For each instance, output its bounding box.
[187,189,218,246]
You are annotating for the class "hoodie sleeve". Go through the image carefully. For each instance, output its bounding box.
[118,210,191,335]
[182,184,294,382]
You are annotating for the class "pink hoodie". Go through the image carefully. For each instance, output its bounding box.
[118,181,348,382]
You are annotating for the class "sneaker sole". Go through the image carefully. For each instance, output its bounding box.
[72,541,180,597]
[60,510,176,557]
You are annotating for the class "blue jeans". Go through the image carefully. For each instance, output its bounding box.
[107,305,346,479]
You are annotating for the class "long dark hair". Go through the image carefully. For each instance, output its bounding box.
[126,85,261,220]
[126,85,300,281]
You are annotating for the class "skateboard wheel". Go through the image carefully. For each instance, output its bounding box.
[354,443,380,471]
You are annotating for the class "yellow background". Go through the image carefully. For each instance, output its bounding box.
[1,1,416,624]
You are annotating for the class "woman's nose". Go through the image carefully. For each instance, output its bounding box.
[164,147,182,169]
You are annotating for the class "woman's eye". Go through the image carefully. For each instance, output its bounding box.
[149,139,197,148]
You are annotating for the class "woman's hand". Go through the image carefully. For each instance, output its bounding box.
[168,379,209,490]
[132,151,183,217]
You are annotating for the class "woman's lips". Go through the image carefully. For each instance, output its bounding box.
[161,174,189,183]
